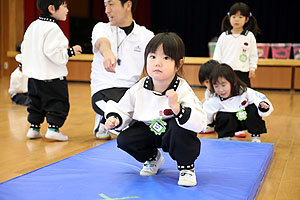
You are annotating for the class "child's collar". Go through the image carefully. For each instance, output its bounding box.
[219,96,229,101]
[38,14,58,25]
[143,76,180,96]
[226,29,248,36]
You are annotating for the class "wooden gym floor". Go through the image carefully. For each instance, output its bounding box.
[0,77,299,200]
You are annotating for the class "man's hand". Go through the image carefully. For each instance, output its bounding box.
[103,51,117,73]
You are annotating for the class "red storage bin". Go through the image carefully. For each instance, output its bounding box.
[257,43,270,58]
[271,43,292,59]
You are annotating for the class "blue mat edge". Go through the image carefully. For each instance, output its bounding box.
[248,142,274,200]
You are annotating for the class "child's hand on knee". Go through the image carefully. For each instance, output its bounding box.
[105,116,120,130]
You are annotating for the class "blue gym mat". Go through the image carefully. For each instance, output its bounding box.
[0,139,273,200]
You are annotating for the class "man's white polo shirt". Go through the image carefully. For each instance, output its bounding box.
[91,21,154,96]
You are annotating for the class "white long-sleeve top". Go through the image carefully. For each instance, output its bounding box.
[8,67,28,97]
[91,21,154,95]
[203,88,274,124]
[213,30,258,72]
[20,16,71,80]
[105,76,207,133]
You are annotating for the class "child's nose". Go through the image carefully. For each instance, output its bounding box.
[155,59,162,66]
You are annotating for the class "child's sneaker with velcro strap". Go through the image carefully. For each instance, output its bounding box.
[251,136,261,143]
[140,150,165,176]
[178,168,197,187]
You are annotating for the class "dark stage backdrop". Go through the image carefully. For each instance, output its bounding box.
[150,0,300,57]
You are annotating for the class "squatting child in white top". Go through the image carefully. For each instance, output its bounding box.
[8,62,30,106]
[20,0,82,141]
[104,32,207,187]
[203,64,274,143]
[198,59,219,134]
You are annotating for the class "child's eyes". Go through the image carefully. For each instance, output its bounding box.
[163,56,169,60]
[149,55,156,59]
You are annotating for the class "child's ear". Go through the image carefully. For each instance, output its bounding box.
[48,5,55,15]
[175,58,184,73]
[179,58,184,68]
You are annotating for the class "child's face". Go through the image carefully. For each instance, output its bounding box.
[213,77,231,98]
[50,3,68,21]
[229,11,248,30]
[104,0,130,27]
[146,44,177,85]
[203,79,210,90]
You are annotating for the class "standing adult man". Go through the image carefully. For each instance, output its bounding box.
[91,0,154,139]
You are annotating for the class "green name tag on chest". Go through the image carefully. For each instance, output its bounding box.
[149,119,166,135]
[236,110,247,121]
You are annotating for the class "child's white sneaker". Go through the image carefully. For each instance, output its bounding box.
[251,136,261,143]
[234,130,247,138]
[178,168,197,187]
[26,128,42,139]
[200,126,215,134]
[45,129,68,141]
[140,150,165,176]
[95,124,111,140]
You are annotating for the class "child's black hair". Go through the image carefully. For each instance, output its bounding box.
[37,0,67,16]
[144,32,185,77]
[198,60,220,84]
[221,2,260,37]
[120,0,137,14]
[210,63,247,97]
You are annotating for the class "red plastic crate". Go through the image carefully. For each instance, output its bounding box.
[257,43,270,58]
[271,43,292,59]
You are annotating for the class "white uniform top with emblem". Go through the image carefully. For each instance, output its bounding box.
[203,88,274,124]
[105,76,207,133]
[91,21,154,96]
[213,30,258,72]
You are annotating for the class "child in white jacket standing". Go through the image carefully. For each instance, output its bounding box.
[203,64,273,143]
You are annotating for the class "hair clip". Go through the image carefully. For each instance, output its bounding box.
[250,12,252,17]
[227,12,230,16]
